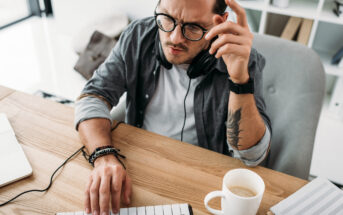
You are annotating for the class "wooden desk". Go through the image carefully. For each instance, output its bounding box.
[0,86,308,214]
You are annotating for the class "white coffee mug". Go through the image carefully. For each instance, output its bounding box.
[204,168,265,215]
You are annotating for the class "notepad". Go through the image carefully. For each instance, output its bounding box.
[0,113,32,187]
[270,177,343,215]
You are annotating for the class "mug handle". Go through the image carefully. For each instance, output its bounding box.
[204,191,225,215]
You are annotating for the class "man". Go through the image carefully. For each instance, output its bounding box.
[75,0,271,214]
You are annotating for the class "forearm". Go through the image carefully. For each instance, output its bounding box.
[79,119,131,215]
[78,118,112,153]
[74,96,114,153]
[227,92,266,150]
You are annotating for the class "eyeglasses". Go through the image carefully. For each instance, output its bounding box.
[154,11,209,41]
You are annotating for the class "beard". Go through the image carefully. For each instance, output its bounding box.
[162,41,197,65]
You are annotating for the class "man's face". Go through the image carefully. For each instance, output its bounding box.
[157,0,216,64]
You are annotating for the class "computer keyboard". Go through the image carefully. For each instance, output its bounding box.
[56,203,193,215]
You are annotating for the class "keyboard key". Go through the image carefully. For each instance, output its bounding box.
[120,208,128,215]
[111,211,119,215]
[145,206,154,215]
[163,205,172,215]
[128,207,136,215]
[154,205,163,215]
[180,204,190,215]
[137,207,145,215]
[172,204,181,215]
[56,203,193,215]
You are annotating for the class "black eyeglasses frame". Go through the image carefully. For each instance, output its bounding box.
[154,11,209,42]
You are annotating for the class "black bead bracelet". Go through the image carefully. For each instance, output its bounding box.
[82,145,126,169]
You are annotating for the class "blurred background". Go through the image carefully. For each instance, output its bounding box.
[0,0,160,100]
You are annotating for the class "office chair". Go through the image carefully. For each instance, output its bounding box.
[252,33,326,179]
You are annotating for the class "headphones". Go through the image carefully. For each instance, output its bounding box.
[154,32,219,141]
[155,33,218,79]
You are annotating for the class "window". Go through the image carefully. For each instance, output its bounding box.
[0,0,53,30]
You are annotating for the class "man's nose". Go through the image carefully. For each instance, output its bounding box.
[170,25,186,45]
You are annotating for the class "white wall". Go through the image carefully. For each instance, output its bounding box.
[52,0,158,35]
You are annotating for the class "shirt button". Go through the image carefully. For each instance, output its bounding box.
[137,124,141,127]
[145,94,149,99]
[153,71,156,75]
[139,110,143,114]
[267,85,276,94]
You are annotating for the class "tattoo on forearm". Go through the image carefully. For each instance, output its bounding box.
[227,108,242,148]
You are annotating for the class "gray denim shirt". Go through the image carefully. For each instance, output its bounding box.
[75,17,272,164]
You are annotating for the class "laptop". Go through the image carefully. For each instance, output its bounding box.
[0,113,32,187]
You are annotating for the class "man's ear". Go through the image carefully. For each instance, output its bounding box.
[213,11,229,25]
[222,12,229,21]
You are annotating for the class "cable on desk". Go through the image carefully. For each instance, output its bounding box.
[0,146,84,207]
[0,120,125,207]
[111,120,124,131]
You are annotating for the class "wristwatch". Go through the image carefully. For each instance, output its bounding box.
[228,77,254,94]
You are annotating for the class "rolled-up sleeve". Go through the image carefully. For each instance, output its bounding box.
[227,124,271,166]
[74,21,137,130]
[79,33,128,108]
[74,96,113,130]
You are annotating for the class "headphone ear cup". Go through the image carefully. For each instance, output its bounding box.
[187,51,217,79]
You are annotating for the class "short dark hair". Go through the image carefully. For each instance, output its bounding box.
[213,0,227,14]
[158,0,227,15]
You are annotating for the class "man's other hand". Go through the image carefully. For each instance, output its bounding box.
[84,154,132,215]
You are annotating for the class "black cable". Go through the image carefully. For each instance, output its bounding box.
[0,146,84,207]
[181,79,192,142]
[0,121,125,207]
[111,121,124,131]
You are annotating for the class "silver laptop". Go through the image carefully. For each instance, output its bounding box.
[0,113,32,187]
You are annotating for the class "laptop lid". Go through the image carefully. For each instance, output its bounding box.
[0,113,32,187]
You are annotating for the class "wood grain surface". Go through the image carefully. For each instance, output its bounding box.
[0,86,308,214]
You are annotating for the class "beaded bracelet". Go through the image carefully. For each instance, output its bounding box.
[82,145,126,169]
[81,121,126,168]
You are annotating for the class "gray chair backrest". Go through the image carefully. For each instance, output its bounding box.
[252,33,326,179]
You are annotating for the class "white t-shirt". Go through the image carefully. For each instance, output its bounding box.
[142,64,205,145]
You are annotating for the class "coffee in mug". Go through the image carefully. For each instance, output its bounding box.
[227,185,257,197]
[204,168,265,215]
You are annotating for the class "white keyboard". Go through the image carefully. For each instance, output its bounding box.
[56,203,193,215]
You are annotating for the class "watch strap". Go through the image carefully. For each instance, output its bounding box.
[228,77,254,94]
